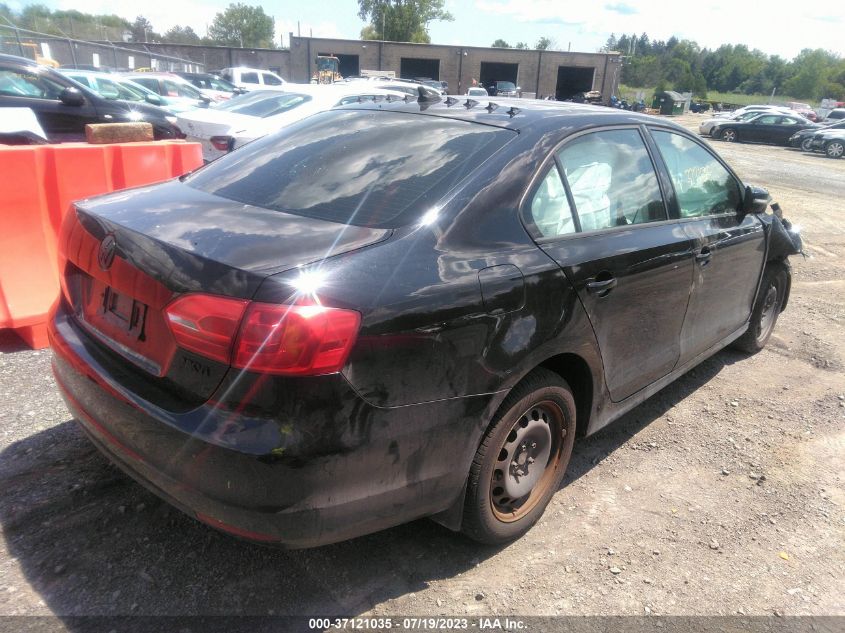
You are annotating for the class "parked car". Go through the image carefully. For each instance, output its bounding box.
[808,128,845,158]
[63,70,204,115]
[174,72,243,102]
[0,54,183,142]
[219,67,286,90]
[416,78,447,95]
[712,104,793,119]
[789,119,845,150]
[49,98,800,548]
[467,86,489,97]
[712,112,818,145]
[824,108,845,121]
[365,79,442,99]
[786,102,817,122]
[122,72,210,110]
[698,110,762,136]
[177,84,405,162]
[488,80,519,97]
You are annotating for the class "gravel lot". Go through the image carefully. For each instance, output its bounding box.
[0,113,843,622]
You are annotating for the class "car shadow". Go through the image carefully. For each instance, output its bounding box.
[0,348,744,625]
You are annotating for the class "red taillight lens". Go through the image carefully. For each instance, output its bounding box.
[210,135,234,151]
[165,294,248,364]
[233,303,361,376]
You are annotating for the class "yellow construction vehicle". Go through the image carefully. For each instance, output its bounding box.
[312,55,341,84]
[19,42,59,68]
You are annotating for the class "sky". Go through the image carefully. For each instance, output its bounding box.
[8,0,845,60]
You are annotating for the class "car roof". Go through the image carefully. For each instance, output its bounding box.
[0,53,37,66]
[334,97,686,135]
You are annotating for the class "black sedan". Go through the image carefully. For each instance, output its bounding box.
[49,98,799,548]
[0,53,182,142]
[712,112,817,145]
[789,119,845,150]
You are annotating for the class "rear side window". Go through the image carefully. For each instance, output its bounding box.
[557,129,667,232]
[241,72,259,84]
[216,92,310,118]
[651,131,741,218]
[262,73,283,85]
[529,168,576,238]
[186,110,514,228]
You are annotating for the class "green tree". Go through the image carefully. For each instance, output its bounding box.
[129,15,158,43]
[535,36,555,50]
[515,42,528,49]
[785,49,837,100]
[491,39,511,48]
[162,25,201,44]
[358,0,453,43]
[208,3,275,48]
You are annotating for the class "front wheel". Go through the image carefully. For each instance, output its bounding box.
[461,369,576,545]
[720,128,738,142]
[733,264,788,354]
[825,140,844,159]
[801,137,813,152]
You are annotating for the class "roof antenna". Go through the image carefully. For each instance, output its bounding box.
[506,106,521,117]
[485,102,499,112]
[444,96,459,107]
[417,86,441,103]
[464,98,478,109]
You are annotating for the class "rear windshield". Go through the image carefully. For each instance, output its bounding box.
[186,110,514,228]
[213,91,310,118]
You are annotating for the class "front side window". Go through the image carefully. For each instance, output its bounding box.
[529,168,576,238]
[241,72,259,84]
[556,129,666,232]
[651,130,741,218]
[262,73,283,86]
[132,77,160,94]
[754,115,780,125]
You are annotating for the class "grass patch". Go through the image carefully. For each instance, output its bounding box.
[618,84,812,107]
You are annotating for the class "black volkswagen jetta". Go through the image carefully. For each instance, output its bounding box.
[50,98,799,547]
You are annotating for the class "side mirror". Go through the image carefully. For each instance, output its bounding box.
[199,95,212,104]
[59,87,85,107]
[145,93,163,106]
[742,185,771,215]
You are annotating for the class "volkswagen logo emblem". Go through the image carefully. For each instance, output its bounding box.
[98,233,117,271]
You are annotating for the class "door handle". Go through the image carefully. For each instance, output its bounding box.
[585,277,617,295]
[695,247,712,265]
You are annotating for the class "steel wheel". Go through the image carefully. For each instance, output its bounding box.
[490,400,565,523]
[721,128,737,142]
[826,141,844,158]
[461,368,576,545]
[756,283,779,345]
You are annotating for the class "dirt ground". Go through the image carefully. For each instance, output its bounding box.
[0,112,843,623]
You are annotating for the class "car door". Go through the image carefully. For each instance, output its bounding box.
[648,128,767,365]
[774,116,812,145]
[527,127,695,402]
[0,64,99,141]
[743,114,781,142]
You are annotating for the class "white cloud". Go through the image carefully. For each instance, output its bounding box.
[54,0,218,35]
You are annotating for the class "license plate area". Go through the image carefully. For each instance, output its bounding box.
[101,286,147,340]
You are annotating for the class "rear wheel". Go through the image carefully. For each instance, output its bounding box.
[720,128,738,142]
[461,368,576,545]
[733,263,788,354]
[825,140,844,158]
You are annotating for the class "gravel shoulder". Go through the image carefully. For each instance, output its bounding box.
[0,114,843,619]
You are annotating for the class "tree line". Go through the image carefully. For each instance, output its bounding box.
[605,33,844,101]
[0,3,277,49]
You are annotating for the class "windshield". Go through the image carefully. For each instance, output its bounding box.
[186,110,515,228]
[497,81,517,91]
[212,91,311,118]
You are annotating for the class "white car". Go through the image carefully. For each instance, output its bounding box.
[177,84,404,162]
[220,67,286,90]
[712,104,793,119]
[467,87,489,97]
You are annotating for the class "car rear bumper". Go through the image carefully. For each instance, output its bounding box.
[50,303,491,547]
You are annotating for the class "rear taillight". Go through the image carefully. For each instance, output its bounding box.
[165,294,248,364]
[210,135,234,152]
[233,303,361,376]
[164,294,360,376]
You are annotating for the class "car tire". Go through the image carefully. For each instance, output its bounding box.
[720,128,738,142]
[732,263,788,354]
[461,368,576,545]
[800,137,814,152]
[824,140,845,158]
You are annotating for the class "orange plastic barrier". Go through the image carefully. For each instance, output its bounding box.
[0,141,202,349]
